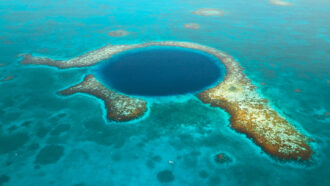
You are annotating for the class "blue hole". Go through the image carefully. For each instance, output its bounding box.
[95,46,225,97]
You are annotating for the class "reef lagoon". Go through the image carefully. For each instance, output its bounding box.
[0,0,330,186]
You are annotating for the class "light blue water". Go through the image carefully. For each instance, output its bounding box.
[0,0,329,185]
[95,47,224,96]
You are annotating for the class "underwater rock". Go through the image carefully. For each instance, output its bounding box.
[269,0,293,6]
[183,23,201,30]
[34,145,64,165]
[199,170,208,179]
[107,30,130,37]
[0,132,29,154]
[191,8,225,16]
[157,170,175,183]
[28,143,40,151]
[0,175,10,185]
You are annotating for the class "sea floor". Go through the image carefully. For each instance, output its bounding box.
[0,0,329,185]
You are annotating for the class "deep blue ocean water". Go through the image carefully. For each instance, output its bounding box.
[96,47,224,96]
[0,0,329,185]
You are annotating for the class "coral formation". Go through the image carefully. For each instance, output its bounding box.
[191,8,225,16]
[107,30,130,37]
[59,75,147,121]
[157,170,175,183]
[214,153,232,164]
[183,23,201,30]
[1,75,14,81]
[21,41,312,160]
[269,0,293,6]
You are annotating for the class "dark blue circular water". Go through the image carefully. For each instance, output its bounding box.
[96,47,224,96]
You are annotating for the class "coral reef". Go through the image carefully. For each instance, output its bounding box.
[269,0,293,6]
[21,41,312,160]
[214,152,232,164]
[191,8,225,16]
[183,23,201,30]
[1,75,14,81]
[196,46,312,160]
[59,75,147,121]
[107,30,130,37]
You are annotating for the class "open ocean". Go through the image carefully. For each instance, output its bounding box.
[0,0,329,185]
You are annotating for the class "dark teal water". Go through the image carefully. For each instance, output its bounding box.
[0,0,329,185]
[96,47,224,96]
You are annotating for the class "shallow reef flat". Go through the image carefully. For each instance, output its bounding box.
[21,41,312,160]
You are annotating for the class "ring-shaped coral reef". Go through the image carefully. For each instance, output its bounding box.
[21,41,312,161]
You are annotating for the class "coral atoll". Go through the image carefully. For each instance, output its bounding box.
[21,41,312,160]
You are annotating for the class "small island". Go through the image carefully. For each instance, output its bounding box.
[21,41,312,160]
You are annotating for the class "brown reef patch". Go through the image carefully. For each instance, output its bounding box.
[214,152,232,164]
[20,41,312,160]
[295,88,301,93]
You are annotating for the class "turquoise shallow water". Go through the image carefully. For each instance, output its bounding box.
[0,0,329,185]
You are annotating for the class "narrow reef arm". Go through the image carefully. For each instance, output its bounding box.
[58,75,147,121]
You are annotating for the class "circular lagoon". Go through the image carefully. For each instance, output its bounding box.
[96,46,225,96]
